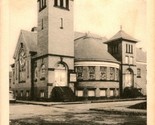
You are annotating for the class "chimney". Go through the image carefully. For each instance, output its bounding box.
[31,27,38,32]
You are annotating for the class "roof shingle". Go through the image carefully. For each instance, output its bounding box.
[74,33,119,63]
[21,30,37,52]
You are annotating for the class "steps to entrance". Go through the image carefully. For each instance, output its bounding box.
[51,86,76,102]
[123,87,144,98]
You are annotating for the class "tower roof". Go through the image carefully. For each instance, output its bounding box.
[104,30,139,44]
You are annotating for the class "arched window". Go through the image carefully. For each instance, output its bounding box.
[19,49,26,69]
[40,64,46,80]
[41,64,46,74]
[19,47,26,82]
[34,67,38,81]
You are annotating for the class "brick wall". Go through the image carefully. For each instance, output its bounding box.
[136,63,147,95]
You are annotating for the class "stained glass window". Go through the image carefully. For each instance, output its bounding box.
[115,68,119,81]
[19,48,26,82]
[77,66,83,80]
[89,66,95,80]
[110,67,115,80]
[100,66,107,80]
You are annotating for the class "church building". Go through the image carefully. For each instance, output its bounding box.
[10,0,147,101]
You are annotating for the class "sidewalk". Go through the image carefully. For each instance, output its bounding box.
[15,98,147,116]
[15,97,146,106]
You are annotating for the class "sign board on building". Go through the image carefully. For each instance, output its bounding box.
[69,73,77,82]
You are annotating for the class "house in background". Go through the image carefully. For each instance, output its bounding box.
[9,0,147,101]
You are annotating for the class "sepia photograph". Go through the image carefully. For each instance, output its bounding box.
[1,0,155,124]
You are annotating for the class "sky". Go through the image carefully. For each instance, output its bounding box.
[9,0,147,64]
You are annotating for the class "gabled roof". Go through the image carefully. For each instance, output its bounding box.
[104,30,139,43]
[74,32,119,63]
[74,32,107,41]
[136,48,147,63]
[13,30,37,59]
[21,30,37,52]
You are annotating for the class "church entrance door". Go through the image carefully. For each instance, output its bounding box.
[124,68,134,87]
[54,62,68,86]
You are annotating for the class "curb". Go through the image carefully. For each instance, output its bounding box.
[90,108,146,116]
[15,100,92,106]
[91,98,146,103]
[15,98,146,106]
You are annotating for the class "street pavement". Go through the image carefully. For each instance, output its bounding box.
[10,100,146,125]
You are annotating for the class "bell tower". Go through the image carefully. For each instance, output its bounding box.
[37,0,74,56]
[36,0,74,100]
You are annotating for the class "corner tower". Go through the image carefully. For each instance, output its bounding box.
[104,29,138,96]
